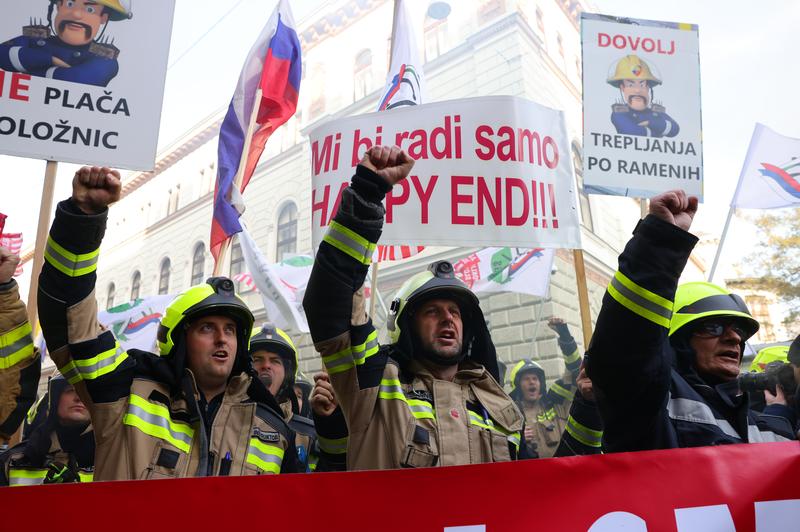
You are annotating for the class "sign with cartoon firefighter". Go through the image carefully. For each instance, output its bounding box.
[580,13,703,199]
[0,0,176,170]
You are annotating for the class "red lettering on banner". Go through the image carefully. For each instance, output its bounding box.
[386,180,410,223]
[504,177,529,226]
[312,135,335,176]
[407,129,428,159]
[329,182,349,222]
[531,179,539,228]
[539,181,547,228]
[497,126,515,161]
[410,175,438,224]
[475,125,495,160]
[0,71,31,101]
[351,126,382,166]
[597,32,676,55]
[477,177,502,225]
[548,183,559,229]
[451,175,474,225]
[474,125,558,166]
[430,115,459,159]
[311,185,330,226]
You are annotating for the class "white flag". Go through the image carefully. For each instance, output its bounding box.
[99,294,175,353]
[732,123,800,209]
[238,226,311,332]
[453,247,554,297]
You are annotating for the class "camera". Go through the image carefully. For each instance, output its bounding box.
[738,361,798,397]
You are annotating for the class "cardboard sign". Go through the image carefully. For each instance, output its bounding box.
[309,96,581,250]
[581,13,703,199]
[0,0,176,170]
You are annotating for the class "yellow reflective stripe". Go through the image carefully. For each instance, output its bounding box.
[564,348,581,365]
[378,379,436,420]
[317,435,348,455]
[123,394,194,453]
[246,438,284,474]
[352,330,379,365]
[536,408,556,422]
[44,236,99,277]
[565,415,603,448]
[8,468,47,486]
[58,360,82,385]
[27,394,46,424]
[468,410,519,448]
[71,343,128,380]
[550,382,573,401]
[323,221,376,265]
[78,471,94,482]
[322,345,355,375]
[0,322,34,370]
[608,271,672,328]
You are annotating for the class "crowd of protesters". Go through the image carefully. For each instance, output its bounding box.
[0,147,797,485]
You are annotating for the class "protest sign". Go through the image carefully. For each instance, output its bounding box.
[581,13,703,199]
[0,1,176,170]
[453,247,553,297]
[309,96,581,250]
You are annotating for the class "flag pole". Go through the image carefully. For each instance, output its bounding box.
[572,249,593,349]
[26,160,58,325]
[213,87,263,277]
[707,206,735,283]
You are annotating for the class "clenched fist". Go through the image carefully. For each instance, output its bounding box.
[72,166,121,215]
[310,372,338,417]
[0,247,20,284]
[648,189,698,232]
[359,145,414,187]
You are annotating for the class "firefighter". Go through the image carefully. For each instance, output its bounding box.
[250,323,317,471]
[0,0,132,86]
[0,247,41,449]
[607,55,679,138]
[303,145,524,470]
[37,166,297,480]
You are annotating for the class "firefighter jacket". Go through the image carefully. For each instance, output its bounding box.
[280,400,318,472]
[1,377,94,487]
[0,280,41,442]
[37,199,297,481]
[586,216,795,451]
[554,391,603,456]
[312,405,348,472]
[303,166,524,470]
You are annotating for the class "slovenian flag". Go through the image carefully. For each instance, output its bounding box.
[211,0,301,263]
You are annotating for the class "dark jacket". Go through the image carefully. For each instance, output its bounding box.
[587,215,794,452]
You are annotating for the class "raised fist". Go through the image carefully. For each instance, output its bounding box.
[310,371,338,417]
[547,317,566,330]
[576,364,595,402]
[72,166,121,215]
[0,247,20,284]
[648,189,698,232]
[359,145,414,187]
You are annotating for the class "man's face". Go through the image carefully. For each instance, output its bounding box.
[413,298,463,360]
[620,79,650,111]
[185,316,238,394]
[689,318,746,382]
[519,372,542,402]
[54,0,109,46]
[252,350,286,397]
[293,384,304,412]
[56,384,90,426]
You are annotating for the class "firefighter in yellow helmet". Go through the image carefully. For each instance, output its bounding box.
[606,54,679,138]
[37,166,297,480]
[250,323,318,472]
[587,189,794,452]
[0,0,132,86]
[303,145,524,470]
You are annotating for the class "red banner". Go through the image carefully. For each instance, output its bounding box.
[4,442,799,531]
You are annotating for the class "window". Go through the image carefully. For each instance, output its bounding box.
[276,203,298,262]
[477,0,506,24]
[158,258,171,295]
[353,49,373,101]
[571,140,593,231]
[191,242,205,286]
[230,239,246,291]
[536,6,545,34]
[130,271,141,301]
[424,16,448,62]
[106,282,116,310]
[167,185,180,216]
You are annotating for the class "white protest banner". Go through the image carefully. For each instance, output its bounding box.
[99,294,174,353]
[0,1,176,170]
[309,96,581,250]
[581,13,702,199]
[453,247,554,297]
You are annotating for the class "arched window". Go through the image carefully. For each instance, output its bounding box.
[106,282,116,310]
[191,242,205,286]
[353,49,373,100]
[130,271,141,301]
[276,202,298,262]
[158,258,171,295]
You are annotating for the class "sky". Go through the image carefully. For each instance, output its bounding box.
[2,0,799,298]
